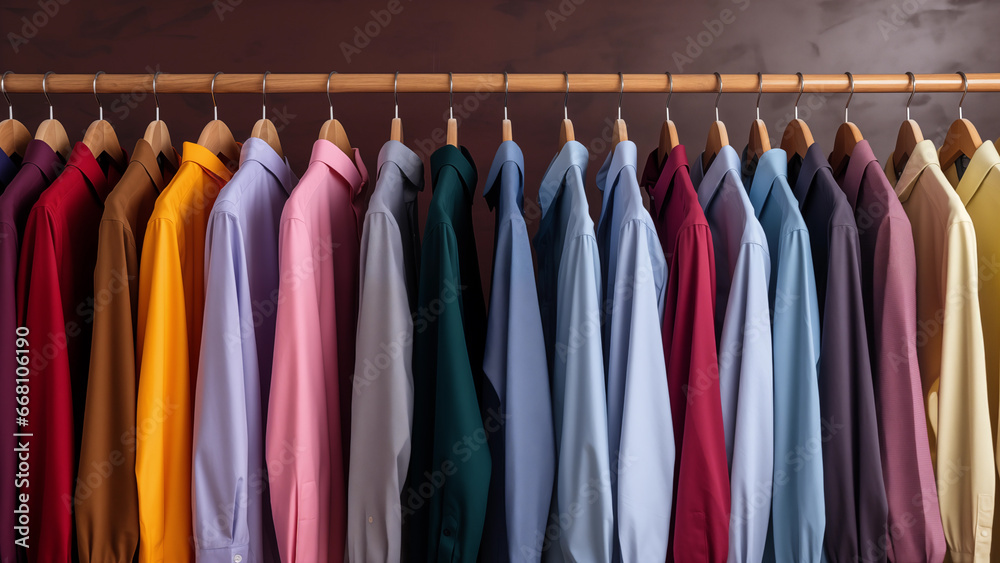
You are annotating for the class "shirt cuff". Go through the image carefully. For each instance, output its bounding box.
[196,544,251,563]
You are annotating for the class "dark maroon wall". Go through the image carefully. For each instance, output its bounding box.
[3,0,1000,288]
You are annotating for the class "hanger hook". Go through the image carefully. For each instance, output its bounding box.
[327,71,336,121]
[93,70,105,121]
[393,71,399,120]
[905,71,915,121]
[2,71,12,121]
[563,71,569,120]
[665,71,673,122]
[794,72,804,120]
[448,72,454,120]
[503,71,509,121]
[843,72,854,123]
[261,71,270,121]
[756,72,763,121]
[152,71,161,121]
[957,71,969,120]
[713,72,723,122]
[617,72,624,121]
[42,71,54,120]
[211,71,222,121]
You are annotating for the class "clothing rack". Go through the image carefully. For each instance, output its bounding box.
[4,72,1000,94]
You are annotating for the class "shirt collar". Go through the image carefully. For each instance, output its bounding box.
[129,138,177,194]
[377,140,424,191]
[240,137,298,195]
[889,139,939,203]
[790,142,831,203]
[946,140,999,206]
[640,145,689,219]
[182,141,236,182]
[597,141,638,225]
[67,142,126,203]
[693,144,741,209]
[539,140,589,216]
[0,150,17,185]
[430,144,477,198]
[309,139,369,197]
[484,140,524,210]
[841,140,878,210]
[744,147,787,217]
[21,139,63,183]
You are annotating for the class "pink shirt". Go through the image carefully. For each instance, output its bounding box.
[266,140,368,562]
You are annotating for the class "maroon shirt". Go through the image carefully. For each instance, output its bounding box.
[16,142,124,563]
[832,140,945,562]
[640,146,730,563]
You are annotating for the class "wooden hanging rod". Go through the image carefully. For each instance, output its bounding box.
[3,73,1000,94]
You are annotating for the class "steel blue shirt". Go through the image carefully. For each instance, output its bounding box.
[691,144,774,563]
[741,147,825,563]
[533,141,614,563]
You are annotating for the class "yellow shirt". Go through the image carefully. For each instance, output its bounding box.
[136,142,234,563]
[886,140,995,562]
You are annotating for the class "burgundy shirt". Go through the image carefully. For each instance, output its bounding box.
[832,140,945,562]
[640,146,730,562]
[0,140,63,563]
[16,142,124,563]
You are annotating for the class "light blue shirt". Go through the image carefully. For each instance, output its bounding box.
[691,145,774,563]
[741,148,825,562]
[533,141,613,563]
[193,137,297,563]
[595,141,674,563]
[480,141,556,563]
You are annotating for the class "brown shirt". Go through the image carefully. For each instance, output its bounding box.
[74,139,177,563]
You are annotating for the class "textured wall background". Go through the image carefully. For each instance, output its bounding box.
[3,0,1000,286]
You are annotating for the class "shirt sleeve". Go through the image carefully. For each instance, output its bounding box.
[721,240,774,563]
[192,211,255,563]
[76,218,141,563]
[937,221,994,561]
[770,228,825,561]
[16,206,74,563]
[665,224,730,561]
[346,211,414,563]
[266,217,344,563]
[610,220,674,561]
[135,217,194,563]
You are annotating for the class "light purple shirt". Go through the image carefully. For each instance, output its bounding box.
[192,137,297,563]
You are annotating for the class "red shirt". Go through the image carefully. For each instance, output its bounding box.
[16,142,124,563]
[641,146,730,562]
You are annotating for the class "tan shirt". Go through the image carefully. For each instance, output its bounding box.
[885,139,995,562]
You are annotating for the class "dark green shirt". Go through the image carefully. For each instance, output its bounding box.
[405,145,491,562]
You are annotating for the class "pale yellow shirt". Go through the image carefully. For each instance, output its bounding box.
[885,140,994,562]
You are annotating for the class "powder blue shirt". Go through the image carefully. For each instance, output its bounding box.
[691,145,774,563]
[595,141,674,563]
[741,148,825,563]
[193,137,297,563]
[533,141,613,563]
[479,141,556,563]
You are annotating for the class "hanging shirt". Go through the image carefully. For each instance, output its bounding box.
[478,141,555,563]
[832,140,945,563]
[786,143,887,562]
[346,140,423,563]
[17,141,126,563]
[533,140,613,563]
[136,142,234,563]
[0,149,20,189]
[192,138,296,563]
[940,140,1000,561]
[690,144,773,563]
[884,139,994,562]
[0,140,61,563]
[594,140,673,563]
[640,145,730,563]
[738,147,825,563]
[75,139,177,563]
[266,140,367,563]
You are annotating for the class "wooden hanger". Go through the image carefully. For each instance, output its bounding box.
[939,71,982,170]
[196,72,241,165]
[747,72,771,161]
[703,72,729,171]
[249,72,284,158]
[0,72,31,159]
[892,72,923,176]
[81,72,126,167]
[34,72,71,159]
[559,71,575,149]
[610,73,628,151]
[318,71,354,156]
[830,72,864,174]
[391,71,403,143]
[781,72,815,162]
[656,72,680,166]
[501,71,512,142]
[142,72,178,170]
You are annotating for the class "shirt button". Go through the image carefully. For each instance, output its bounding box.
[368,516,374,524]
[234,556,243,563]
[982,530,989,537]
[443,528,452,537]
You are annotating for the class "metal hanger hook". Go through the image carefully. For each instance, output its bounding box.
[756,72,763,121]
[503,71,509,121]
[152,71,161,121]
[905,71,915,121]
[617,72,624,121]
[563,71,569,120]
[261,71,270,120]
[843,72,854,123]
[794,72,804,120]
[393,71,399,120]
[2,71,13,121]
[42,71,54,120]
[93,70,105,121]
[211,71,223,121]
[957,71,969,120]
[665,71,673,122]
[448,72,454,120]
[713,72,723,122]
[327,71,336,121]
